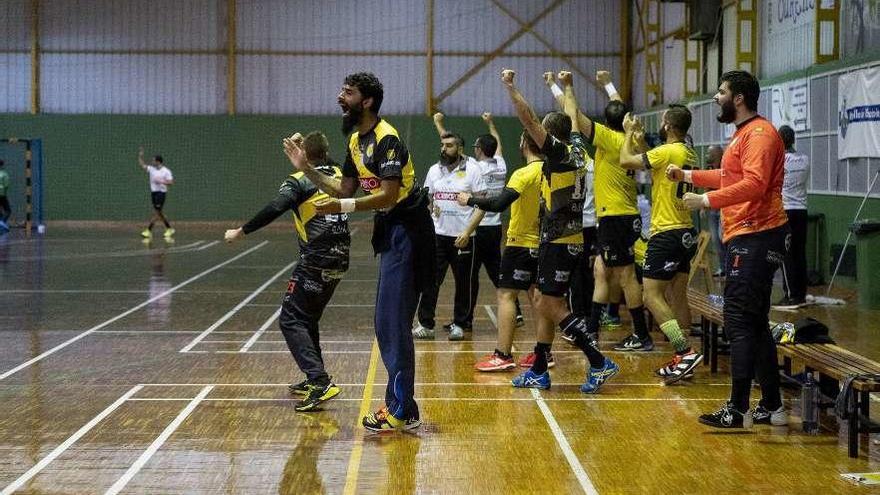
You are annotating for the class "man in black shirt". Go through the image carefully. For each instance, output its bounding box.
[225,131,350,413]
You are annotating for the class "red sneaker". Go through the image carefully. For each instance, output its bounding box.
[474,353,516,372]
[517,351,556,369]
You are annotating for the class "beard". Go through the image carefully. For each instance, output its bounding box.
[341,103,364,135]
[658,126,668,142]
[439,151,459,165]
[716,99,736,123]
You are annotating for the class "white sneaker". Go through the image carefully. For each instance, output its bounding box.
[753,404,788,426]
[448,323,464,341]
[412,324,434,339]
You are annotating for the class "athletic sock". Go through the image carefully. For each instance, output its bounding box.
[560,314,605,368]
[494,348,512,360]
[608,302,620,318]
[531,343,552,375]
[659,319,689,353]
[629,306,649,339]
[587,302,603,332]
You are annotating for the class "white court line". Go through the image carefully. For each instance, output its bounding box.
[531,389,598,495]
[179,261,296,353]
[239,308,282,352]
[0,242,269,381]
[0,385,144,495]
[196,240,220,251]
[137,382,732,387]
[211,349,663,355]
[104,386,214,495]
[483,305,498,329]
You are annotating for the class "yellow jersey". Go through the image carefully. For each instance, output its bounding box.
[342,119,415,206]
[590,123,639,217]
[505,160,543,248]
[644,142,697,236]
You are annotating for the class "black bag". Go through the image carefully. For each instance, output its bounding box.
[793,317,835,344]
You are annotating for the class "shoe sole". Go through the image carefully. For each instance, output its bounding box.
[363,418,422,432]
[294,387,341,412]
[448,334,464,341]
[512,382,550,390]
[698,416,752,429]
[475,363,517,372]
[663,354,704,385]
[613,345,655,352]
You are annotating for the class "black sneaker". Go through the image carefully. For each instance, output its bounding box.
[772,297,806,310]
[699,402,753,429]
[753,403,788,426]
[613,333,654,352]
[362,406,422,432]
[294,382,341,412]
[289,379,311,396]
[662,350,703,385]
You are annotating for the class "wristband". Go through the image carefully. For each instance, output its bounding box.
[701,194,710,208]
[604,82,618,97]
[550,84,563,98]
[683,170,693,184]
[340,198,356,213]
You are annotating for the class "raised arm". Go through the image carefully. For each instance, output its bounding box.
[619,113,647,170]
[282,134,356,199]
[596,70,622,102]
[558,71,580,133]
[501,68,547,148]
[137,147,148,171]
[544,71,564,110]
[481,112,502,156]
[433,112,448,138]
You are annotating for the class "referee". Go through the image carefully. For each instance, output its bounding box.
[669,70,790,428]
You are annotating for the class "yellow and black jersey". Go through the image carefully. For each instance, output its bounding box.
[540,132,589,245]
[589,122,639,217]
[342,119,415,208]
[505,160,543,249]
[644,142,697,236]
[242,164,350,271]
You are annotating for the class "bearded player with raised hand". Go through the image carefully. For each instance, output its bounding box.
[284,72,435,432]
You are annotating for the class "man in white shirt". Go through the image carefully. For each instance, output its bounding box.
[413,131,487,341]
[773,125,810,309]
[138,147,175,240]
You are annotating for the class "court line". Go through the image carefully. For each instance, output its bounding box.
[196,240,220,251]
[484,304,498,329]
[0,385,144,495]
[239,308,282,352]
[104,386,214,495]
[532,388,598,495]
[136,382,732,387]
[0,242,269,382]
[179,261,296,353]
[210,349,664,355]
[6,240,206,262]
[343,340,380,495]
[126,396,728,402]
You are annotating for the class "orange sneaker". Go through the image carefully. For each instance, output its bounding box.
[517,351,556,369]
[474,352,516,372]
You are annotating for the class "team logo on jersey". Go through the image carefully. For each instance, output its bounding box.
[567,244,583,256]
[681,231,696,249]
[365,143,374,158]
[387,149,396,160]
[433,191,458,201]
[632,217,643,233]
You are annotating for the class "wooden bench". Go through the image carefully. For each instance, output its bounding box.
[687,288,725,372]
[777,343,880,458]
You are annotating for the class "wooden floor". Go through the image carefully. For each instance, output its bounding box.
[2,224,880,494]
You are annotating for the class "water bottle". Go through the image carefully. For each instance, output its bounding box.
[707,294,724,308]
[801,372,819,434]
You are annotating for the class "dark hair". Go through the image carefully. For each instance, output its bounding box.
[473,134,498,157]
[778,125,795,150]
[440,131,464,147]
[604,101,630,132]
[343,72,384,113]
[665,104,692,134]
[154,155,164,164]
[720,70,760,111]
[520,131,541,155]
[303,131,330,162]
[542,111,572,141]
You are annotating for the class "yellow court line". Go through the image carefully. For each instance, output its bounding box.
[343,338,380,495]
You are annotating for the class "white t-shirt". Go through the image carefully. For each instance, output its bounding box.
[476,155,508,227]
[424,157,487,237]
[782,152,809,210]
[148,165,173,193]
[582,157,597,228]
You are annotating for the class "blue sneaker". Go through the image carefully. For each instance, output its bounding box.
[580,357,619,394]
[511,369,551,389]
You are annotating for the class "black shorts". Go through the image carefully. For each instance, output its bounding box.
[597,214,641,267]
[643,228,698,281]
[498,246,539,291]
[151,191,167,210]
[537,242,584,297]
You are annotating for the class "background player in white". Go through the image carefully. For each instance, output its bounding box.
[138,147,175,240]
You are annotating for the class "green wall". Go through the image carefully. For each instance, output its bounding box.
[807,193,880,284]
[0,113,528,221]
